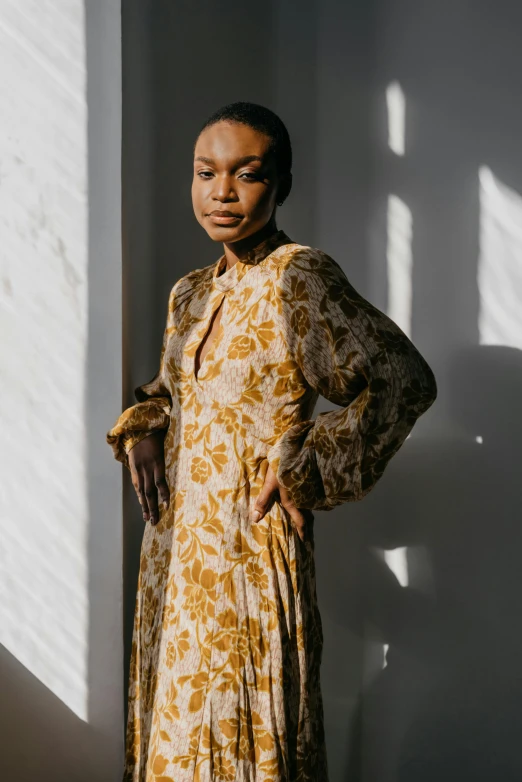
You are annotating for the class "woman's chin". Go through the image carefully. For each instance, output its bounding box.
[203,222,250,244]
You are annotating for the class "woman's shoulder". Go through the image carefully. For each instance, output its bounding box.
[167,260,216,310]
[263,241,347,287]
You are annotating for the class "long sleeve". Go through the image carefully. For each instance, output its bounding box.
[106,289,176,466]
[266,248,437,511]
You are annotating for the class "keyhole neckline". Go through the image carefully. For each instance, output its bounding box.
[193,292,226,386]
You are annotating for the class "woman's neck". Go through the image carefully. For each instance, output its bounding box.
[222,218,278,271]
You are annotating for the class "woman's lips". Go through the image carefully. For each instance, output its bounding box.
[208,212,243,225]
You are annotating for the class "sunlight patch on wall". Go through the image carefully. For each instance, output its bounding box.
[387,195,413,338]
[386,81,405,156]
[382,83,410,670]
[383,191,412,665]
[478,166,522,349]
[383,547,409,668]
[0,0,89,720]
[384,547,409,588]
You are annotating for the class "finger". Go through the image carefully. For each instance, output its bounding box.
[288,509,307,542]
[136,476,149,522]
[144,471,159,525]
[155,469,170,509]
[280,488,313,542]
[299,508,315,543]
[252,467,279,523]
[130,467,140,498]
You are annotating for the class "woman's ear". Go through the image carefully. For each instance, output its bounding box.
[277,173,292,206]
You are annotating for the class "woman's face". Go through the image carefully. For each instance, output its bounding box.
[192,121,280,244]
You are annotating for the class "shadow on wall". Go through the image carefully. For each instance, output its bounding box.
[335,347,522,782]
[317,4,522,781]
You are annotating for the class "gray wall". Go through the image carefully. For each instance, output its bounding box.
[123,2,522,780]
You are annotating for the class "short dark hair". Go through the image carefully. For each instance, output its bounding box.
[197,101,293,204]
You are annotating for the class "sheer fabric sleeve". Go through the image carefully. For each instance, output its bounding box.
[106,286,176,466]
[266,249,437,511]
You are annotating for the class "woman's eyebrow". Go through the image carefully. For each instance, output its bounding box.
[234,155,263,166]
[194,155,264,166]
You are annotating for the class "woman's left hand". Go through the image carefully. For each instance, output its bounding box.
[251,464,313,542]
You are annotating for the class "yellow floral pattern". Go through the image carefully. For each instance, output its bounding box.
[107,230,437,781]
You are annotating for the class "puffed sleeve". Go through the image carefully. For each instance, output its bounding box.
[106,286,176,466]
[266,248,437,510]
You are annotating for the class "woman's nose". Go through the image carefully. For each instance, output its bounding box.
[212,176,237,202]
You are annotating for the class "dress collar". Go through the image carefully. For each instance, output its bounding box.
[212,229,292,292]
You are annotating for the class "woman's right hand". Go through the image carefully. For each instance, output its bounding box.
[128,431,170,525]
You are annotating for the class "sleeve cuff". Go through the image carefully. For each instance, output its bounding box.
[106,397,171,466]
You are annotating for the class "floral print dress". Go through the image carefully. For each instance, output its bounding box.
[107,230,437,782]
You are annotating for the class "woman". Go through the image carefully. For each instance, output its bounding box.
[108,102,437,782]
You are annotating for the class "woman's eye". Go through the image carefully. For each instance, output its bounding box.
[239,172,260,181]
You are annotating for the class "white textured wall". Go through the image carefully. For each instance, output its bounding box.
[0,0,89,721]
[0,1,123,779]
